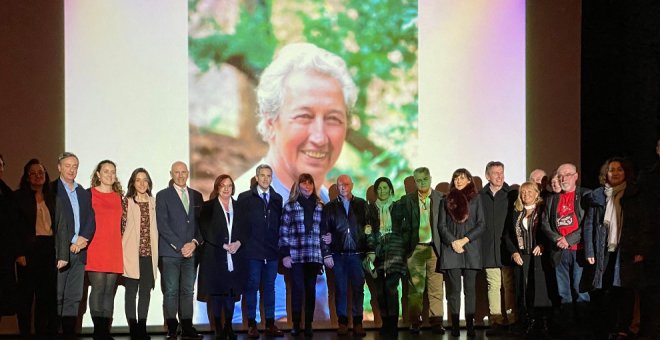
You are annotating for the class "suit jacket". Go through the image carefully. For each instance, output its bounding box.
[541,186,591,267]
[400,190,444,258]
[235,186,283,261]
[51,179,96,264]
[156,185,202,258]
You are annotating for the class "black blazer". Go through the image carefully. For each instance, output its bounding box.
[400,190,444,258]
[51,179,95,264]
[14,187,57,257]
[156,185,202,258]
[235,186,283,261]
[197,198,247,296]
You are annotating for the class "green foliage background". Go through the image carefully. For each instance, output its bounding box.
[189,0,418,199]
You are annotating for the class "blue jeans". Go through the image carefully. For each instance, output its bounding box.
[332,254,365,322]
[159,256,197,320]
[244,259,278,321]
[555,249,590,304]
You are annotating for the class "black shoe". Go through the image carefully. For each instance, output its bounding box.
[450,314,460,337]
[165,319,179,340]
[180,319,203,340]
[466,314,475,337]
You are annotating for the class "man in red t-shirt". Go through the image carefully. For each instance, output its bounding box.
[541,163,591,306]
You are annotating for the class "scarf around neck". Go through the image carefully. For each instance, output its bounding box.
[604,182,626,252]
[375,197,393,234]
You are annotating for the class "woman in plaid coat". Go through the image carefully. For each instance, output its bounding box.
[279,173,326,337]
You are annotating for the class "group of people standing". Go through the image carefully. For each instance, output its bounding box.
[0,146,659,340]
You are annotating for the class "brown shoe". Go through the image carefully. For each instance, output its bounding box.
[265,324,284,337]
[353,323,366,337]
[248,324,260,338]
[337,323,349,336]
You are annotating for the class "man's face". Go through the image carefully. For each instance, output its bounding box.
[57,156,79,183]
[265,70,347,185]
[557,164,578,192]
[486,165,504,187]
[336,175,353,199]
[413,172,431,193]
[529,169,546,185]
[170,162,189,188]
[256,168,273,191]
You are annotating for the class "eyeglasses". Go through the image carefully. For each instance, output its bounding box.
[558,173,576,179]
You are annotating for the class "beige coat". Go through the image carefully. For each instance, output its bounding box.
[122,197,158,280]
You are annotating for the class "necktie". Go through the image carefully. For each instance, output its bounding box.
[181,188,189,214]
[262,192,268,205]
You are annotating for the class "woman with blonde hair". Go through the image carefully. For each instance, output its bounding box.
[504,181,553,336]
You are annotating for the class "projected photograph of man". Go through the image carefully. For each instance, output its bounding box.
[187,0,417,328]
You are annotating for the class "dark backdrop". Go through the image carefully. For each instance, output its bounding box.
[581,0,660,188]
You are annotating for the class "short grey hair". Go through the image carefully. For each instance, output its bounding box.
[256,43,358,141]
[255,164,272,176]
[58,152,79,163]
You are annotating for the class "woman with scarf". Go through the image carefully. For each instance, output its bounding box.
[279,173,326,337]
[364,177,405,335]
[504,181,553,336]
[198,174,247,340]
[437,168,485,337]
[583,157,647,340]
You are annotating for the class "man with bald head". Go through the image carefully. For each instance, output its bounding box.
[541,163,590,335]
[157,161,203,339]
[321,174,368,336]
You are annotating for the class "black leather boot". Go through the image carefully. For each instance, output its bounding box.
[165,318,178,340]
[180,319,203,340]
[465,313,475,337]
[450,314,460,337]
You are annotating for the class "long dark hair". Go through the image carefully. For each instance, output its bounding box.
[19,158,51,193]
[288,173,320,204]
[447,168,477,223]
[598,156,634,186]
[125,168,153,201]
[373,176,394,200]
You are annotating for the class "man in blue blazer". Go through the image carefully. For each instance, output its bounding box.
[52,152,95,339]
[156,161,203,340]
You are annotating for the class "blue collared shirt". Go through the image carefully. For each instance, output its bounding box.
[340,195,351,216]
[61,178,80,243]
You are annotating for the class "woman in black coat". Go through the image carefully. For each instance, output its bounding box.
[583,157,647,340]
[365,177,406,334]
[13,159,58,337]
[504,181,553,336]
[437,168,485,337]
[197,174,247,340]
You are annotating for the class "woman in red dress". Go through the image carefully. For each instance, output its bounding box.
[87,160,124,339]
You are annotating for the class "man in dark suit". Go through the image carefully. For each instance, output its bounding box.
[52,152,95,339]
[400,167,445,334]
[156,161,203,340]
[235,164,284,338]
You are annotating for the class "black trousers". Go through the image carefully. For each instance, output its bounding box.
[17,236,58,335]
[124,256,154,320]
[445,268,478,315]
[375,270,401,318]
[290,263,320,325]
